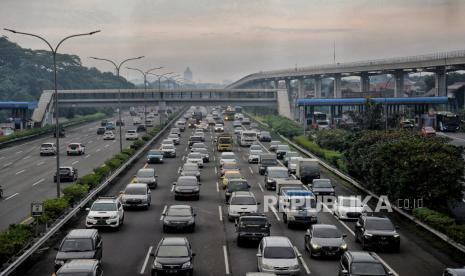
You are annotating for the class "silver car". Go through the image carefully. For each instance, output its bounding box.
[121,183,151,209]
[257,236,301,275]
[134,168,157,189]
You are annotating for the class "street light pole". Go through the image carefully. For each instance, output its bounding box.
[126,66,163,127]
[4,28,100,198]
[148,72,174,125]
[90,56,144,153]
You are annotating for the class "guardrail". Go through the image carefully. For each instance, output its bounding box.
[249,113,465,255]
[0,109,186,276]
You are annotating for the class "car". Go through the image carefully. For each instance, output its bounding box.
[234,127,242,135]
[191,147,210,162]
[103,130,115,140]
[304,224,348,258]
[220,152,236,166]
[40,142,57,156]
[283,151,299,166]
[181,162,201,181]
[316,119,330,130]
[137,124,147,132]
[96,127,106,135]
[151,237,195,276]
[269,141,280,152]
[264,167,290,190]
[421,126,436,136]
[54,127,65,138]
[101,119,108,126]
[67,143,85,155]
[161,144,176,158]
[251,123,259,129]
[228,191,260,221]
[236,213,271,246]
[168,133,180,145]
[233,120,242,128]
[248,149,263,163]
[334,196,367,220]
[220,161,239,176]
[174,176,201,200]
[338,251,394,276]
[250,144,262,151]
[171,127,181,137]
[125,129,139,140]
[105,122,115,130]
[225,179,250,202]
[186,152,203,167]
[116,119,125,126]
[121,183,151,209]
[287,156,302,174]
[54,166,78,182]
[147,149,164,163]
[443,268,465,276]
[276,144,290,159]
[355,215,400,251]
[191,142,207,150]
[242,117,251,125]
[56,259,103,276]
[162,139,175,146]
[145,119,154,127]
[222,169,243,189]
[246,273,277,276]
[85,196,124,229]
[214,123,224,132]
[134,168,158,189]
[54,229,103,271]
[311,179,335,196]
[194,131,205,141]
[162,205,196,232]
[257,236,301,275]
[188,135,203,147]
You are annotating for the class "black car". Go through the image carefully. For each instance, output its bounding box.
[54,166,78,182]
[304,224,347,258]
[54,127,65,138]
[258,131,271,142]
[225,179,250,202]
[355,215,400,251]
[100,119,108,127]
[311,179,335,196]
[338,251,393,276]
[116,119,124,126]
[264,167,289,190]
[96,127,106,135]
[163,205,196,232]
[151,237,195,276]
[137,124,147,132]
[235,213,271,246]
[174,176,201,200]
[188,136,203,147]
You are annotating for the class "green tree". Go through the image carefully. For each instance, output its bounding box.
[347,98,384,130]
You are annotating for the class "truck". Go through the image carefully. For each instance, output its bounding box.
[238,130,257,147]
[133,117,141,125]
[295,158,320,185]
[279,190,318,228]
[217,133,233,152]
[275,179,306,196]
[258,153,278,175]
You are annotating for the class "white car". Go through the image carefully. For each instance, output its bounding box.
[85,197,124,230]
[40,142,57,156]
[214,124,224,132]
[125,130,138,140]
[333,196,367,220]
[161,139,174,146]
[220,152,236,166]
[234,127,242,135]
[257,236,301,275]
[121,183,151,209]
[248,149,263,163]
[167,134,180,145]
[103,131,115,140]
[161,144,176,158]
[186,152,204,168]
[67,143,85,155]
[227,191,259,221]
[191,147,210,162]
[288,156,302,174]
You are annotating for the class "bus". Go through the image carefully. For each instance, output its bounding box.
[436,112,460,132]
[310,112,328,129]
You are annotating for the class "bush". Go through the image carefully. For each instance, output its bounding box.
[446,225,465,245]
[0,224,34,266]
[262,115,303,138]
[141,134,152,141]
[93,165,111,180]
[122,148,135,156]
[39,198,69,223]
[131,139,145,150]
[78,173,101,188]
[114,153,130,162]
[63,184,89,204]
[412,207,455,232]
[315,129,352,152]
[105,158,122,170]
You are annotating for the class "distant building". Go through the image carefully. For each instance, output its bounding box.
[184,67,193,82]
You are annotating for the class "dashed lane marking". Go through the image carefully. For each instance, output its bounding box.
[37,161,44,166]
[72,160,79,165]
[5,193,19,201]
[15,150,23,154]
[3,162,12,167]
[15,169,25,175]
[258,183,264,192]
[96,149,101,152]
[295,247,311,274]
[216,182,219,192]
[223,245,230,275]
[23,155,31,160]
[372,253,399,276]
[249,167,253,174]
[171,185,175,192]
[85,154,91,159]
[32,178,45,187]
[160,205,167,220]
[218,206,223,222]
[140,246,153,274]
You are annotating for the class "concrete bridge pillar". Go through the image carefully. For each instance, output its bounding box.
[360,72,370,93]
[394,69,405,97]
[298,78,305,98]
[435,66,447,96]
[274,80,280,89]
[314,76,322,98]
[333,74,342,98]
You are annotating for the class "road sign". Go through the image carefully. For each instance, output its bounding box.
[31,202,44,217]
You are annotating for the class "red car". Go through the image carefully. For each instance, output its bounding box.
[421,126,436,136]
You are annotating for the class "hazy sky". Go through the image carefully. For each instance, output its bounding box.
[2,0,465,83]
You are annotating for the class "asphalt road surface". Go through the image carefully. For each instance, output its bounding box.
[19,117,461,276]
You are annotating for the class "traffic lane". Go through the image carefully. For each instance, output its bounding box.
[437,131,465,147]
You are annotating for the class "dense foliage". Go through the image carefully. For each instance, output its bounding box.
[262,115,303,137]
[413,207,465,245]
[315,129,352,152]
[347,98,385,130]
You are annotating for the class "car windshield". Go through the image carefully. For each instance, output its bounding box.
[313,181,332,188]
[60,238,93,252]
[163,145,175,149]
[366,219,395,231]
[229,181,249,191]
[285,152,298,158]
[188,153,202,159]
[230,196,256,205]
[215,124,223,127]
[313,227,342,238]
[41,144,53,148]
[178,178,197,186]
[149,150,162,155]
[168,134,177,139]
[137,170,154,178]
[240,217,267,226]
[351,262,387,275]
[91,202,117,211]
[157,245,189,257]
[222,153,235,159]
[250,145,261,150]
[194,148,207,154]
[261,158,277,165]
[59,168,71,174]
[250,150,262,155]
[340,198,363,207]
[318,121,329,126]
[263,246,296,259]
[226,173,242,179]
[167,208,191,217]
[183,164,198,171]
[69,144,79,149]
[125,186,146,195]
[223,163,237,170]
[261,131,270,136]
[268,170,288,178]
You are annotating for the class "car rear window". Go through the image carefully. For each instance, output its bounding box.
[263,246,295,259]
[60,238,93,252]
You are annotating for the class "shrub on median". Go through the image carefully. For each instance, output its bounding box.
[39,198,69,224]
[122,147,135,156]
[141,134,152,141]
[412,207,455,233]
[93,165,111,181]
[78,173,101,189]
[63,184,90,205]
[104,158,123,170]
[0,224,34,266]
[130,139,145,150]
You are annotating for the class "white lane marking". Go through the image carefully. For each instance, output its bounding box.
[104,144,110,148]
[32,178,45,187]
[88,140,93,144]
[3,162,12,167]
[372,253,399,276]
[140,246,153,274]
[258,183,264,192]
[178,167,181,173]
[182,155,186,161]
[223,245,230,275]
[171,185,175,192]
[37,161,44,166]
[0,156,4,160]
[112,140,116,143]
[72,160,79,165]
[270,204,281,221]
[295,247,311,274]
[85,154,91,159]
[214,167,217,174]
[23,155,31,160]
[438,132,465,142]
[185,147,187,152]
[218,206,223,222]
[216,182,219,192]
[249,167,253,174]
[213,155,216,161]
[15,150,23,154]
[160,205,167,220]
[15,169,25,175]
[96,148,101,152]
[5,193,19,201]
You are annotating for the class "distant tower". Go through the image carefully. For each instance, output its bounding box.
[184,67,193,83]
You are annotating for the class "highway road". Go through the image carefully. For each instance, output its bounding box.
[19,116,461,276]
[0,113,147,231]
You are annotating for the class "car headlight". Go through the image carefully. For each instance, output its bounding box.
[262,263,274,270]
[182,262,191,269]
[340,243,348,250]
[291,264,300,270]
[311,242,321,250]
[393,234,400,238]
[110,215,118,219]
[193,187,199,192]
[267,179,273,183]
[153,260,162,269]
[364,233,373,238]
[55,260,65,266]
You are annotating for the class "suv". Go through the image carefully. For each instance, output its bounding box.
[54,166,78,182]
[225,179,250,202]
[268,141,280,152]
[276,145,290,159]
[258,131,271,142]
[265,167,290,190]
[161,144,176,158]
[304,224,348,258]
[186,152,203,168]
[96,127,106,135]
[355,215,400,251]
[67,143,85,155]
[125,129,139,140]
[311,179,335,196]
[235,213,271,246]
[103,130,115,140]
[151,237,195,276]
[188,135,203,147]
[134,168,158,189]
[168,133,180,145]
[56,259,103,276]
[339,251,394,276]
[174,176,201,200]
[121,183,151,209]
[54,229,102,271]
[40,142,57,156]
[228,191,260,221]
[85,197,124,230]
[257,236,301,275]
